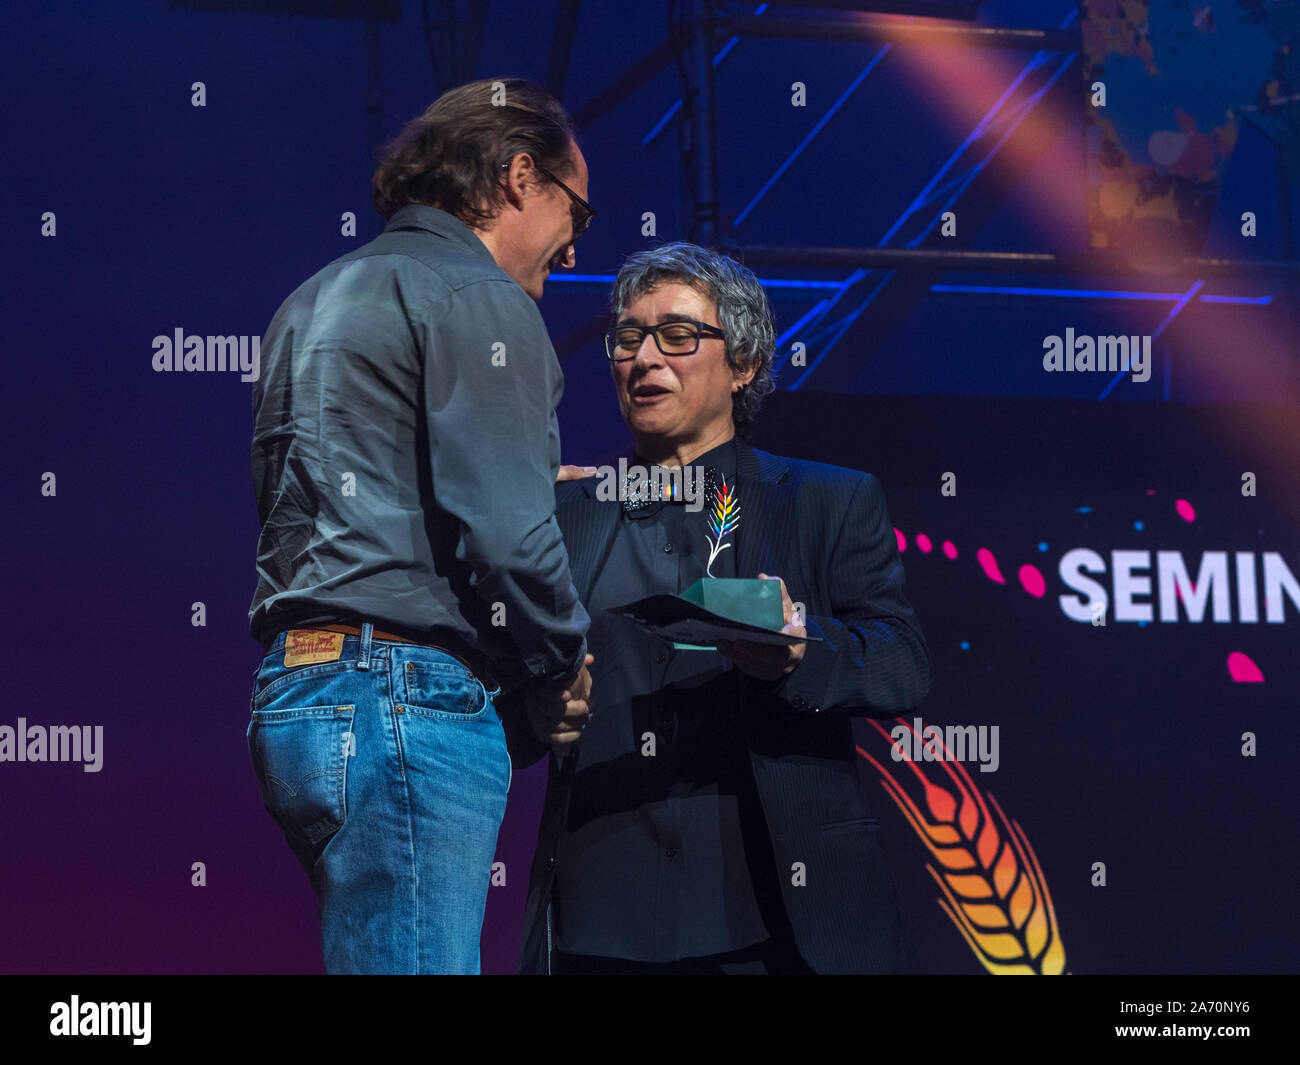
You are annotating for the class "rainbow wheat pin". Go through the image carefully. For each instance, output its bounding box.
[703,476,740,577]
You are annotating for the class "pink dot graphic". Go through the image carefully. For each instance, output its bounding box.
[942,540,957,559]
[916,533,932,553]
[976,548,1005,584]
[1018,564,1046,598]
[894,528,906,552]
[1227,652,1264,683]
[1176,498,1196,523]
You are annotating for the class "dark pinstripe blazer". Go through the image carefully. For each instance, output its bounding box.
[501,438,932,974]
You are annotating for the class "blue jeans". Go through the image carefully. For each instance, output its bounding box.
[246,621,510,973]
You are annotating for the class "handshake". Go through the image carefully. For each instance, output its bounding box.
[526,653,595,760]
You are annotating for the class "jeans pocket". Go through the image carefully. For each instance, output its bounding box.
[254,660,354,712]
[249,704,356,846]
[400,658,490,720]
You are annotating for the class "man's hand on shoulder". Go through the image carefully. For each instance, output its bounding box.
[556,464,598,483]
[716,574,806,681]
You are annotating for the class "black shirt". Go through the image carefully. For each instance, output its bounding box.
[552,438,790,961]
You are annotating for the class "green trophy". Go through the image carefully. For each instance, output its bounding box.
[671,576,785,650]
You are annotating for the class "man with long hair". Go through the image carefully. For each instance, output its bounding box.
[246,78,594,974]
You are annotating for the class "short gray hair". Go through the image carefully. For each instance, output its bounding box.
[609,242,776,438]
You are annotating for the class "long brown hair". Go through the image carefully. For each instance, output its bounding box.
[372,77,577,225]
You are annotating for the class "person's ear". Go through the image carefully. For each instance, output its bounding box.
[500,153,539,210]
[732,353,758,391]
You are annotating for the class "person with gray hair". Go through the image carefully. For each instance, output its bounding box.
[504,240,933,974]
[607,240,777,442]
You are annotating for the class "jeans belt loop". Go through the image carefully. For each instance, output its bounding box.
[358,620,374,671]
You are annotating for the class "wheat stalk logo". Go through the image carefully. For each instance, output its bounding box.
[703,475,739,577]
[858,719,1067,974]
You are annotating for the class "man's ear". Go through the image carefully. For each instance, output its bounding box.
[500,153,540,210]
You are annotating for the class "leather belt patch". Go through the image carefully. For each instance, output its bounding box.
[284,629,345,667]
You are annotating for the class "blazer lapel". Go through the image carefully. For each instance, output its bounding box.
[566,476,622,600]
[735,439,794,580]
[730,439,796,716]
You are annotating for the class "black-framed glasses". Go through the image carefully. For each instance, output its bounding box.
[604,319,727,362]
[502,160,596,240]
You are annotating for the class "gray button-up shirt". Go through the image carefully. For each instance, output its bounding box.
[249,204,588,687]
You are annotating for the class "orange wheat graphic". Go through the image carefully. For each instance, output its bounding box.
[858,720,1067,974]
